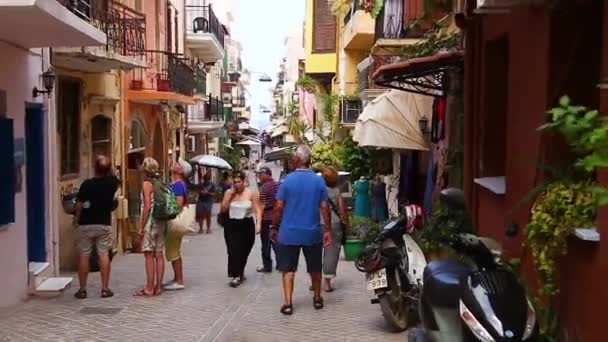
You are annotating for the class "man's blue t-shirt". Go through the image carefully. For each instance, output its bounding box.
[171,180,187,198]
[277,169,328,246]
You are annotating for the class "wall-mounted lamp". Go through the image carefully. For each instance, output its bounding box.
[419,115,429,133]
[32,69,56,98]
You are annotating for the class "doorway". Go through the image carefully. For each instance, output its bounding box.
[26,103,46,262]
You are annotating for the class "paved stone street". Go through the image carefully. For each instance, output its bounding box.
[0,216,407,342]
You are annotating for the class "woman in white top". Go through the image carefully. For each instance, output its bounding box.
[220,170,263,287]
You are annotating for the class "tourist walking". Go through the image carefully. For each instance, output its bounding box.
[74,155,119,299]
[319,166,348,292]
[135,157,166,297]
[196,172,216,234]
[256,166,279,273]
[164,162,188,291]
[271,145,332,315]
[220,171,263,287]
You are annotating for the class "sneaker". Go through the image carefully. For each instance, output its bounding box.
[229,278,240,288]
[165,283,185,291]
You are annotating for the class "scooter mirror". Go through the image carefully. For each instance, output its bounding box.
[506,221,519,238]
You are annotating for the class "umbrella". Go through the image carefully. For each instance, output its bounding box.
[189,155,233,170]
[236,139,261,146]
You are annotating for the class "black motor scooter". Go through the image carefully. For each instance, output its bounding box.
[411,188,537,341]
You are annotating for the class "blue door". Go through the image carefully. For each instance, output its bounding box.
[26,104,46,262]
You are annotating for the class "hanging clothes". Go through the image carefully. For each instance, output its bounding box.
[431,97,446,143]
[423,152,436,215]
[371,179,389,223]
[354,179,371,218]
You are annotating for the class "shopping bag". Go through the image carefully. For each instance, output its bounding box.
[168,205,196,235]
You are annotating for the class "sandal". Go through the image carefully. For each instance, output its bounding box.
[313,297,324,310]
[74,288,87,299]
[101,289,114,298]
[280,304,293,315]
[133,289,154,297]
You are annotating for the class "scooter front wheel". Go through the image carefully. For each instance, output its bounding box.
[377,269,409,331]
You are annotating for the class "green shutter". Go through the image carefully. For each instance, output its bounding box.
[224,107,234,122]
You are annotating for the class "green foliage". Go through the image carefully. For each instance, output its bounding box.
[361,0,385,18]
[311,141,341,169]
[336,136,373,180]
[219,143,243,170]
[296,75,317,93]
[350,216,381,245]
[417,206,473,254]
[331,0,352,16]
[401,28,461,59]
[286,99,309,144]
[524,181,595,297]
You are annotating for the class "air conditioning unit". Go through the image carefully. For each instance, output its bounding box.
[186,136,196,152]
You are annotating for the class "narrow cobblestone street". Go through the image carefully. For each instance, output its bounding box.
[0,215,407,342]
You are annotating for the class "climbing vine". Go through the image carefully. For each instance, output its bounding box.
[401,27,461,59]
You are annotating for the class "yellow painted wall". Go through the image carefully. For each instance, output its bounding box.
[56,69,123,270]
[304,0,337,74]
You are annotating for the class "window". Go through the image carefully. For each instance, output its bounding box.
[312,0,336,53]
[58,79,81,176]
[91,115,112,166]
[129,119,146,152]
[0,118,15,225]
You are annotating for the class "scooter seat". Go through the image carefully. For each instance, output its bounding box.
[423,259,470,308]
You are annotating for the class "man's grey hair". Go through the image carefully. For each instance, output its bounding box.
[295,145,311,166]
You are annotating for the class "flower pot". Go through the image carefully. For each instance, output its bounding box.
[130,80,143,90]
[157,79,170,92]
[344,238,364,261]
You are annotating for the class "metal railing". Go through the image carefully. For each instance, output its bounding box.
[130,50,194,96]
[374,1,425,41]
[341,99,363,124]
[206,95,224,121]
[186,5,225,48]
[56,0,145,55]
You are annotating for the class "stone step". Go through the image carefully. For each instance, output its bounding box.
[34,277,73,296]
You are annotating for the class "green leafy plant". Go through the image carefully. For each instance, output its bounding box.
[336,135,373,180]
[417,205,473,254]
[525,181,595,297]
[422,0,453,18]
[349,216,381,244]
[361,0,384,18]
[311,141,341,168]
[219,143,243,170]
[331,0,352,16]
[401,28,461,59]
[296,75,317,93]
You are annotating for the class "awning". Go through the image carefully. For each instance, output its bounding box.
[271,125,288,138]
[265,146,296,162]
[373,51,464,97]
[353,89,433,151]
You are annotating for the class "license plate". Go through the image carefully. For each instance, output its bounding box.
[366,268,388,291]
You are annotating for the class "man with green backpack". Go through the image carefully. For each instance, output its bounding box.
[135,157,180,297]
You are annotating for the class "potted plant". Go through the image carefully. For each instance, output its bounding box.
[344,216,380,261]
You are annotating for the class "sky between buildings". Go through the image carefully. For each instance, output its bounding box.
[232,0,305,130]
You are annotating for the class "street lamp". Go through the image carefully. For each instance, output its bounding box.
[419,115,429,134]
[32,68,56,98]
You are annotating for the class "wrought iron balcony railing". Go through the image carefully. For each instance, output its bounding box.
[206,95,224,121]
[341,98,363,124]
[186,5,225,48]
[130,50,195,96]
[56,0,146,55]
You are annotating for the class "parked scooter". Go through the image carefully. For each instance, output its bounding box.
[357,188,537,341]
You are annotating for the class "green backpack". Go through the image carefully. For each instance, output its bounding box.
[151,178,180,221]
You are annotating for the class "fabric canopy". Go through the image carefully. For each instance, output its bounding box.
[236,139,261,146]
[353,89,433,151]
[271,125,288,138]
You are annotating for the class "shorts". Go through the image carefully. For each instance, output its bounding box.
[142,221,167,253]
[77,225,113,256]
[165,226,184,262]
[276,243,323,273]
[196,201,213,219]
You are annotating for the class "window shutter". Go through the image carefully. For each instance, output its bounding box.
[0,118,15,225]
[312,0,336,53]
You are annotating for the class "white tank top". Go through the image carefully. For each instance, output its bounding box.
[229,200,253,220]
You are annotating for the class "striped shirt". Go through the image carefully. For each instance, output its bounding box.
[260,179,279,221]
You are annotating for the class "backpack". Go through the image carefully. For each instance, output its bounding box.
[151,178,180,221]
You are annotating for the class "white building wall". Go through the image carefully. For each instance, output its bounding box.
[0,43,58,307]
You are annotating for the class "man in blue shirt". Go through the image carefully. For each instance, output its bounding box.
[271,145,332,315]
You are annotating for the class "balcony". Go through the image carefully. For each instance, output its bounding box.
[343,5,375,50]
[233,95,246,108]
[52,0,146,73]
[188,95,224,133]
[186,5,225,63]
[194,67,207,95]
[129,50,195,104]
[0,0,106,48]
[340,98,363,126]
[374,0,426,46]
